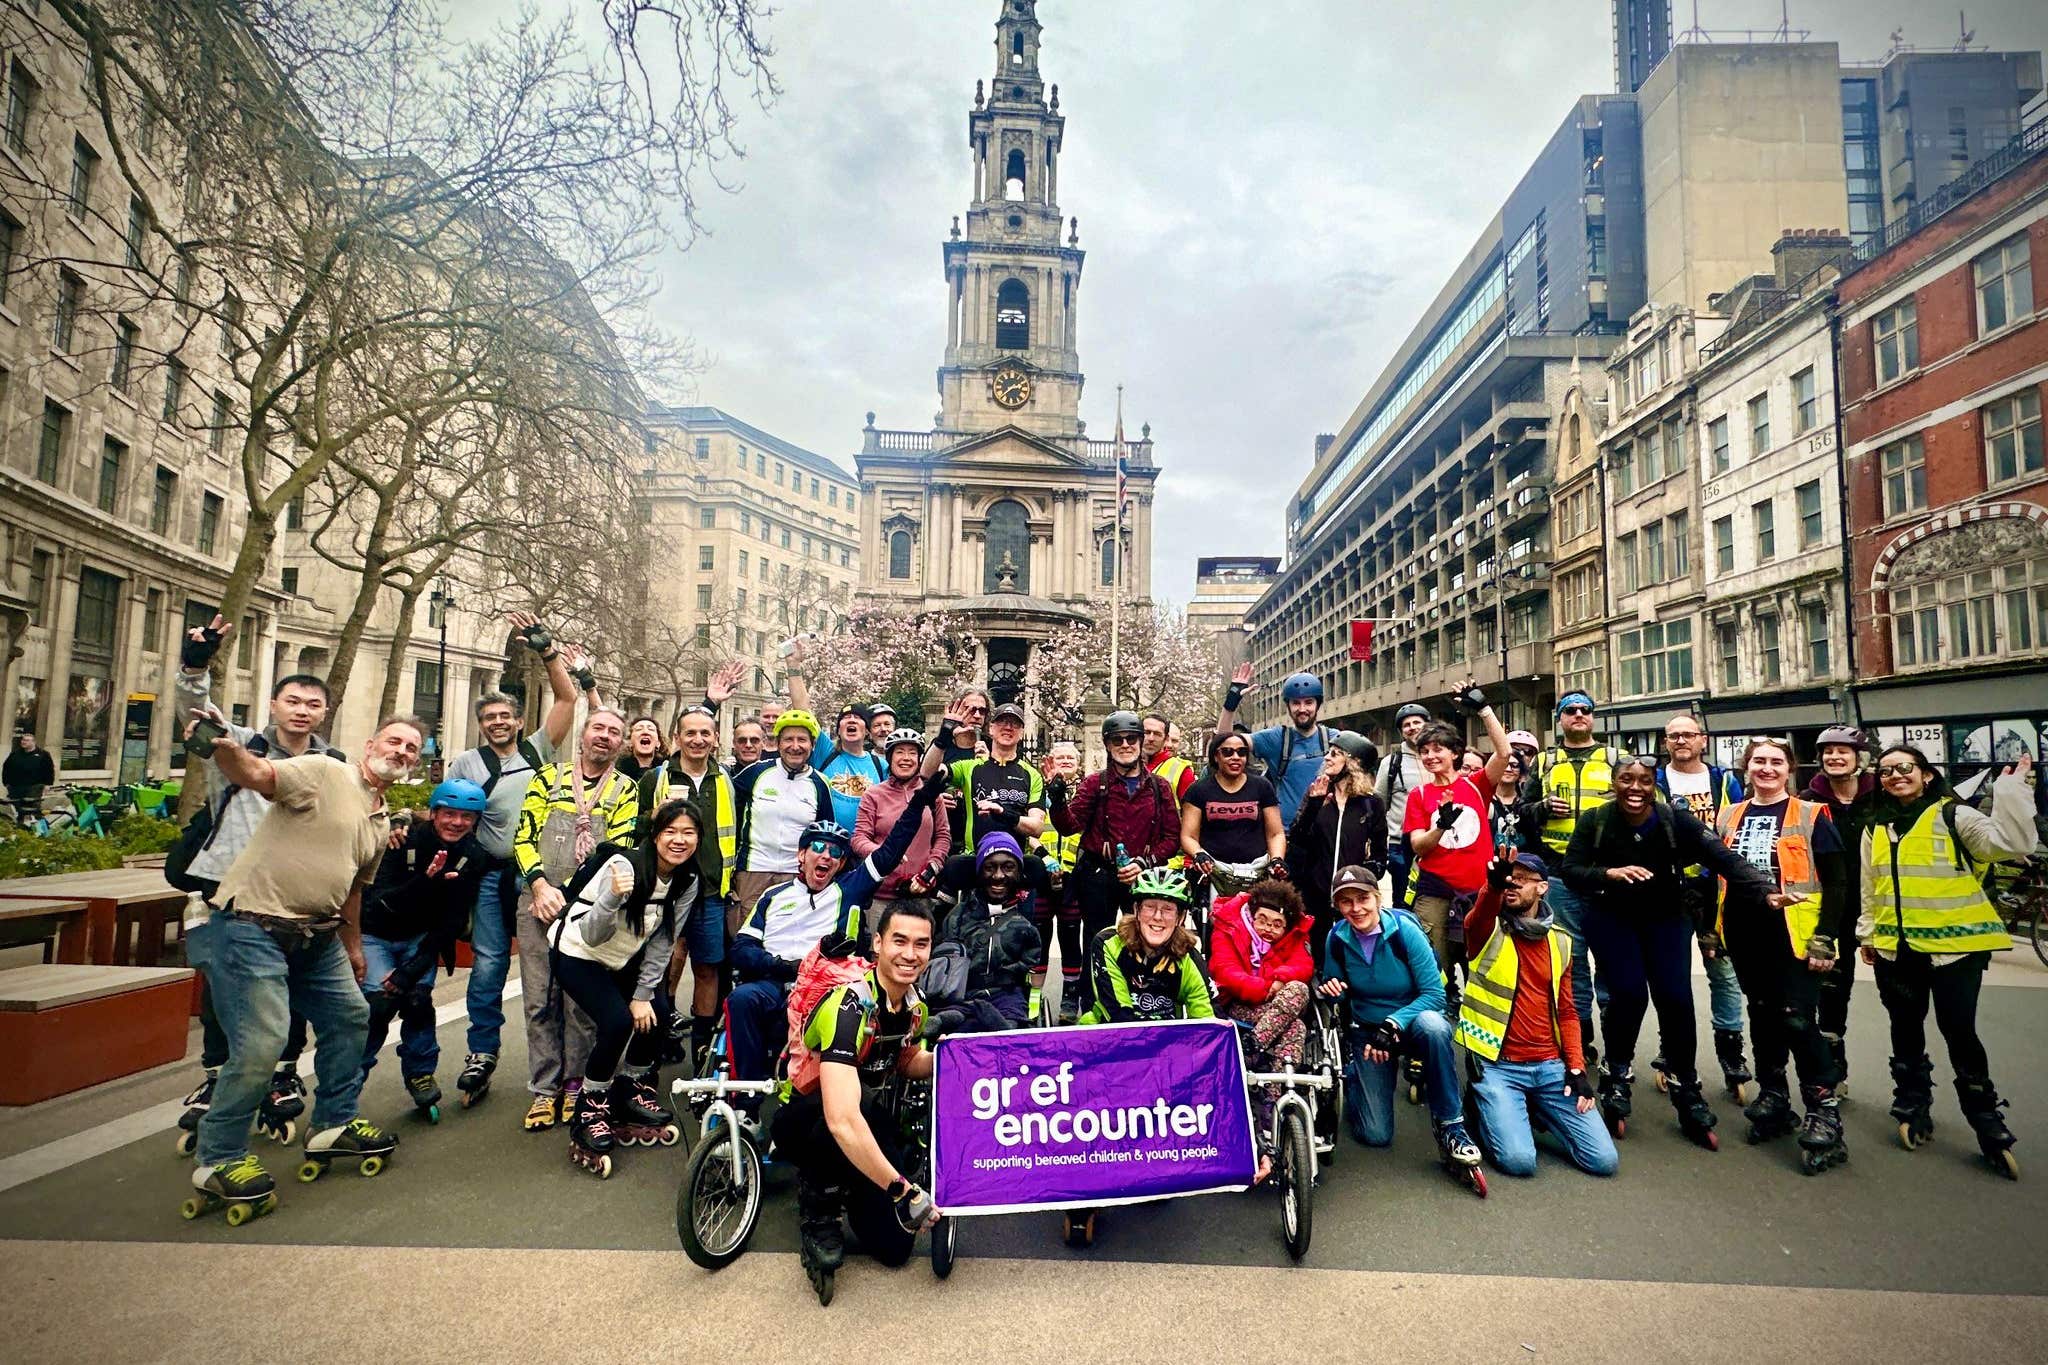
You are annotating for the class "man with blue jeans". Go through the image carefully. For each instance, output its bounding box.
[1457,853,1617,1177]
[183,716,423,1219]
[444,610,582,1105]
[1317,864,1482,1172]
[1520,691,1619,1060]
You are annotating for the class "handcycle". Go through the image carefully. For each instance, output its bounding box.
[1238,999,1342,1262]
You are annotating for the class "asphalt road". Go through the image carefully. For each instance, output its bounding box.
[2,954,2045,1361]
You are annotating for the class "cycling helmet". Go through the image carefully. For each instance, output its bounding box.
[1506,729,1541,752]
[773,709,821,739]
[798,819,852,856]
[1331,731,1379,768]
[1101,710,1144,741]
[1280,672,1325,703]
[1129,865,1191,906]
[1816,724,1867,751]
[882,727,926,755]
[428,778,488,813]
[1395,703,1431,724]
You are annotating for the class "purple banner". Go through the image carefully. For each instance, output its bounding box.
[930,1019,1257,1214]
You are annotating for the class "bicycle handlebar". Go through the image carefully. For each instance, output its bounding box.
[669,1077,779,1099]
[1245,1067,1333,1090]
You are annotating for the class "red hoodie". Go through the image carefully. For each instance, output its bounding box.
[1208,892,1315,1008]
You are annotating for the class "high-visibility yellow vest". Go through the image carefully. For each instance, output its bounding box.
[627,766,739,897]
[1455,921,1570,1060]
[1866,800,2012,956]
[1152,755,1195,869]
[1038,827,1080,874]
[1537,746,1619,855]
[1715,795,1825,957]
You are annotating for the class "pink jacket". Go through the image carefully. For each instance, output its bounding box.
[854,774,951,898]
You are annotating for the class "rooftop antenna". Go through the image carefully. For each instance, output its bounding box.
[1954,10,1975,51]
[1679,0,1709,45]
[1886,26,1907,59]
[1776,0,1791,43]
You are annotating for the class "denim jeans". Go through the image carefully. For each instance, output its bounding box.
[1703,950,1744,1033]
[358,932,438,1083]
[1542,879,1597,1045]
[1344,1008,1461,1143]
[1469,1056,1619,1177]
[187,914,370,1166]
[465,865,512,1056]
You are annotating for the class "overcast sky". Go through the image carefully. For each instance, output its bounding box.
[595,0,2048,606]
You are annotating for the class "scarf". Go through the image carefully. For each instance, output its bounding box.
[1505,904,1556,941]
[1240,903,1272,970]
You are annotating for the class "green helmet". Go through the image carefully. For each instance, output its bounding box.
[1129,865,1191,906]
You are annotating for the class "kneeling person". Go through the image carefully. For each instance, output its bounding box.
[1456,854,1617,1177]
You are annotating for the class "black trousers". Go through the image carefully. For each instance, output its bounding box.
[1873,947,1992,1080]
[771,1088,916,1267]
[1723,899,1838,1092]
[550,950,672,1085]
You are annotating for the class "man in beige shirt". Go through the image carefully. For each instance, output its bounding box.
[183,714,421,1220]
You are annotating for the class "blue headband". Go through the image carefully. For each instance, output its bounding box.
[1556,691,1595,717]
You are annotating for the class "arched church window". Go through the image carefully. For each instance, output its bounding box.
[1100,536,1117,587]
[1004,148,1027,201]
[888,529,912,580]
[1011,32,1025,65]
[984,500,1031,594]
[995,278,1030,349]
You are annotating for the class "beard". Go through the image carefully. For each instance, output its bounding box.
[366,755,413,784]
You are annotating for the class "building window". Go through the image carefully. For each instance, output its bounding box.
[1792,367,1818,435]
[1713,516,1734,574]
[1973,233,2032,336]
[96,437,124,513]
[758,558,768,580]
[1748,393,1771,457]
[698,545,715,570]
[285,491,304,530]
[1757,614,1782,685]
[995,279,1030,350]
[209,391,232,454]
[414,660,443,729]
[125,196,147,269]
[882,529,910,579]
[53,270,82,350]
[1615,531,1638,594]
[774,461,784,484]
[693,436,710,458]
[1610,441,1633,498]
[151,467,176,535]
[1617,618,1693,697]
[740,511,750,535]
[1670,511,1689,579]
[1880,435,1927,518]
[810,477,820,498]
[829,487,839,507]
[37,399,67,484]
[1874,300,1919,384]
[111,317,138,393]
[777,526,789,549]
[698,505,716,529]
[1642,520,1666,585]
[1101,537,1117,587]
[1635,346,1660,397]
[281,566,298,595]
[198,493,223,554]
[0,211,18,310]
[67,136,99,218]
[982,499,1030,592]
[1803,601,1831,677]
[143,588,162,653]
[1715,621,1739,690]
[840,547,851,568]
[755,453,765,476]
[737,549,748,575]
[4,60,36,157]
[219,294,241,359]
[1640,425,1664,485]
[1560,644,1601,700]
[163,356,185,423]
[1753,499,1775,562]
[1795,480,1823,550]
[27,551,52,627]
[1983,390,2043,485]
[801,535,811,556]
[66,567,122,770]
[695,584,712,610]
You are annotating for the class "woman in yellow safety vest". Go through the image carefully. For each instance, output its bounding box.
[1713,738,1855,1174]
[1860,745,2036,1179]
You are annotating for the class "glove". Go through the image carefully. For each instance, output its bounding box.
[1486,855,1513,891]
[570,662,597,692]
[1453,682,1489,715]
[1434,799,1462,831]
[1564,1068,1596,1102]
[1223,682,1248,712]
[892,1181,936,1233]
[1267,857,1289,882]
[1806,934,1838,963]
[1046,777,1069,805]
[519,622,553,654]
[1369,1019,1402,1056]
[180,623,225,670]
[1192,851,1216,877]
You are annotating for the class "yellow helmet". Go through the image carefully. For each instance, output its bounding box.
[773,708,821,739]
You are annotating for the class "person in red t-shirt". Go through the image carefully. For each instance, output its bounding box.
[1402,684,1513,974]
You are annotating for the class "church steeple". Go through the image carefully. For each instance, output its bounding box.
[938,0,1086,441]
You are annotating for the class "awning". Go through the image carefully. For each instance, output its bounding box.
[1854,667,2048,723]
[1700,697,1841,732]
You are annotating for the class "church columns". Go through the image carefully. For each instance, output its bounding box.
[947,267,960,349]
[1048,491,1066,598]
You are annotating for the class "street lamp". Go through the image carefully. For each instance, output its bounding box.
[430,579,455,775]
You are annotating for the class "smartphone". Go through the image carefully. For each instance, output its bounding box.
[184,718,228,758]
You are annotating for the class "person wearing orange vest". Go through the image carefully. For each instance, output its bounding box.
[1713,737,1855,1174]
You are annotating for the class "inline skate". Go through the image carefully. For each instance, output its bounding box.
[1597,1062,1634,1139]
[1714,1028,1754,1104]
[568,1084,615,1179]
[405,1072,442,1124]
[1797,1085,1848,1175]
[609,1071,680,1147]
[1956,1075,2019,1180]
[1743,1077,1796,1144]
[296,1118,397,1182]
[1668,1077,1720,1150]
[172,1068,217,1156]
[456,1052,496,1109]
[254,1064,306,1145]
[1889,1054,1935,1149]
[1435,1118,1487,1198]
[181,1154,278,1227]
[798,1176,846,1305]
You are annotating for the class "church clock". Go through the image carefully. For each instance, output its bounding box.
[989,364,1033,409]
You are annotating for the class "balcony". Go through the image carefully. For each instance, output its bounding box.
[1504,482,1551,529]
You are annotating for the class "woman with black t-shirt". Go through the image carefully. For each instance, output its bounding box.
[1181,731,1285,898]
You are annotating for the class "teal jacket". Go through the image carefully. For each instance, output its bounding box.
[1320,909,1444,1031]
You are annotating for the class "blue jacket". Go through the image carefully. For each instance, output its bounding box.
[1319,909,1444,1031]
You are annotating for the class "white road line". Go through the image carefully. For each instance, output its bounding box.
[0,979,522,1196]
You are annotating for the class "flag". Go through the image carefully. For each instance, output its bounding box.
[1348,620,1375,662]
[1114,405,1128,520]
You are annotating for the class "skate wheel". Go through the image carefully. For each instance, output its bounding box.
[180,1197,205,1220]
[814,1269,835,1307]
[1995,1149,2020,1180]
[1654,1073,1669,1093]
[296,1160,323,1183]
[225,1201,254,1226]
[424,1106,440,1125]
[174,1131,197,1157]
[359,1155,385,1178]
[1730,1081,1755,1107]
[1899,1122,1917,1151]
[274,1120,297,1146]
[1406,1084,1422,1106]
[1469,1169,1488,1199]
[658,1125,681,1147]
[1704,1130,1720,1151]
[598,1154,613,1179]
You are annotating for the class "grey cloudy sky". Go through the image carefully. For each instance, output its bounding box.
[612,0,2048,606]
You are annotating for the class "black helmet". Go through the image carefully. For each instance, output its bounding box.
[1331,731,1378,770]
[1101,710,1143,741]
[1394,703,1431,724]
[1816,724,1866,751]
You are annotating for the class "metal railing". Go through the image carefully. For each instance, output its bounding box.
[1845,120,2048,276]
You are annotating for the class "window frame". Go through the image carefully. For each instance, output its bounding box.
[1873,298,1919,385]
[1880,435,1928,519]
[1982,389,2043,486]
[1972,233,2033,337]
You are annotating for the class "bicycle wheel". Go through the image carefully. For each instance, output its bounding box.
[676,1131,763,1270]
[930,1214,957,1279]
[2031,898,2047,970]
[1279,1107,1314,1262]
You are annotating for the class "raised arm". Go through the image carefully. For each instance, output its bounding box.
[1215,662,1252,740]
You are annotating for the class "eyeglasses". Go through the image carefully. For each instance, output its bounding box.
[1108,734,1141,745]
[1665,730,1702,740]
[1560,706,1593,717]
[802,838,846,855]
[1877,762,1921,778]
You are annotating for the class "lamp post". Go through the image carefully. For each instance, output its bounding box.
[430,579,455,777]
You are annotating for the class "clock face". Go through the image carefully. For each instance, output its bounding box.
[991,366,1032,409]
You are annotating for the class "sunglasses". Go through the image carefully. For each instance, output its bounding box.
[1561,706,1593,717]
[802,838,846,855]
[1877,762,1921,778]
[1216,745,1249,757]
[1108,734,1141,745]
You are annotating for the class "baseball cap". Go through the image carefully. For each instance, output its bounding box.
[990,703,1026,724]
[1509,853,1549,878]
[1331,864,1381,899]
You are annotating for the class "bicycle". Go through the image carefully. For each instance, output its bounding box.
[1988,853,2048,969]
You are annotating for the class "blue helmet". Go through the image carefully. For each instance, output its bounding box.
[800,820,853,857]
[429,778,488,813]
[1280,672,1324,703]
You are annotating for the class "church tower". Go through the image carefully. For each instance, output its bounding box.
[938,0,1086,441]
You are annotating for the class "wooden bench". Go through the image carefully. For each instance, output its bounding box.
[0,965,194,1105]
[0,897,92,964]
[0,868,191,965]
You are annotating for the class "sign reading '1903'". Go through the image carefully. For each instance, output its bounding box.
[928,1018,1257,1214]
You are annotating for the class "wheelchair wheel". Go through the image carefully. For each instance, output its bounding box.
[1278,1107,1314,1262]
[930,1214,957,1279]
[677,1130,764,1270]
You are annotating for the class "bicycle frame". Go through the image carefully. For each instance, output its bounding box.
[671,1076,777,1185]
[1247,1065,1334,1181]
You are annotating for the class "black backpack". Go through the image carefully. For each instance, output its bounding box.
[165,733,272,893]
[479,737,545,797]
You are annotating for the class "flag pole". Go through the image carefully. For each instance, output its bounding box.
[1110,384,1124,709]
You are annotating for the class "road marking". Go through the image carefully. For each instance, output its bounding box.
[0,979,522,1196]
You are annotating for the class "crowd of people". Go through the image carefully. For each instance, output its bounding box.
[164,613,2039,1266]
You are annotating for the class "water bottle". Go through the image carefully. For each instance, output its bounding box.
[1114,842,1132,871]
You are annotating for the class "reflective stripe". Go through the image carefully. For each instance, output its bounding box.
[1456,923,1568,1060]
[1539,748,1615,855]
[1867,802,2012,955]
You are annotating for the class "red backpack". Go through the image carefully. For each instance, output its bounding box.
[783,944,872,1095]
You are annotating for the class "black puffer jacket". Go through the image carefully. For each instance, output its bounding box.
[939,895,1042,996]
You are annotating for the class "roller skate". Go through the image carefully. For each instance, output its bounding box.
[1056,980,1082,1027]
[1435,1119,1487,1198]
[1403,1054,1425,1106]
[1797,1085,1848,1175]
[609,1071,680,1147]
[1823,1032,1849,1102]
[562,1077,582,1122]
[1597,1062,1634,1139]
[1889,1054,1935,1150]
[297,1117,397,1182]
[254,1065,307,1145]
[172,1068,217,1156]
[1956,1076,2019,1181]
[568,1084,615,1179]
[1648,1052,1670,1094]
[1059,1208,1097,1248]
[1667,1077,1720,1151]
[798,1176,846,1305]
[456,1053,497,1109]
[1714,1028,1754,1105]
[523,1093,561,1132]
[404,1072,442,1124]
[1743,1077,1796,1144]
[181,1154,278,1227]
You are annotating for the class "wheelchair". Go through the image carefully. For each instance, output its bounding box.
[1237,992,1345,1262]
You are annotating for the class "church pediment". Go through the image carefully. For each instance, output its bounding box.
[931,425,1091,471]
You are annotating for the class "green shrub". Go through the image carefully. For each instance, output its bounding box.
[0,826,125,879]
[108,812,181,856]
[386,781,435,814]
